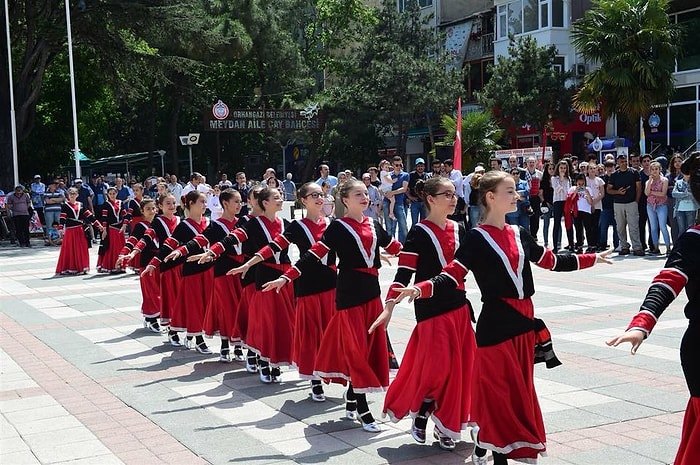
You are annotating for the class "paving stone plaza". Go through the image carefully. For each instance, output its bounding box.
[0,236,689,465]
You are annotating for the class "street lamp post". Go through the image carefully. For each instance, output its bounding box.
[65,0,82,179]
[271,138,295,178]
[4,0,19,186]
[179,133,200,175]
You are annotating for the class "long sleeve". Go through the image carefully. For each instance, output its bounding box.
[282,240,330,282]
[386,232,419,302]
[208,228,247,257]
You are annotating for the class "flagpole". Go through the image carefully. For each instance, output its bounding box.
[4,0,19,186]
[65,0,82,179]
[453,98,462,172]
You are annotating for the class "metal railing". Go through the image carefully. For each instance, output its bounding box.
[464,32,495,61]
[682,139,699,156]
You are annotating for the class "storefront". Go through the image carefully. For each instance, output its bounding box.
[643,84,700,155]
[508,108,607,160]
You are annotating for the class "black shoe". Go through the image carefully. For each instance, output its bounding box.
[633,250,645,256]
[619,248,630,255]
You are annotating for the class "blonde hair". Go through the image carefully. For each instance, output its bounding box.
[478,170,511,212]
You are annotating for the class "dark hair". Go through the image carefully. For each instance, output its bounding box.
[575,173,586,183]
[219,188,240,204]
[256,187,280,211]
[391,156,403,164]
[297,182,318,200]
[443,158,453,165]
[190,172,202,181]
[604,160,615,168]
[669,154,684,177]
[184,190,204,210]
[248,184,263,201]
[321,181,330,188]
[640,154,652,162]
[415,177,453,212]
[541,161,555,186]
[140,198,156,210]
[680,151,700,203]
[157,192,175,206]
[555,160,571,179]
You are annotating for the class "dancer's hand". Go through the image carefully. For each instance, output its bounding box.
[393,286,420,304]
[596,249,614,265]
[606,329,645,355]
[116,252,133,267]
[197,252,214,264]
[227,263,249,278]
[164,250,181,262]
[262,278,286,293]
[101,229,107,240]
[368,301,395,334]
[379,253,393,266]
[141,264,156,277]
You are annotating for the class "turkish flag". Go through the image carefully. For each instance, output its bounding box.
[453,98,462,172]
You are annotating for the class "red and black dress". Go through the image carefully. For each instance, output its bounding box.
[161,217,210,335]
[137,215,180,325]
[281,216,401,393]
[257,217,337,378]
[623,226,700,465]
[123,197,145,271]
[416,224,595,463]
[55,201,101,275]
[210,216,295,366]
[383,219,475,441]
[176,217,244,340]
[97,200,127,273]
[120,220,160,319]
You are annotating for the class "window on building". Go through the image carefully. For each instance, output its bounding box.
[676,11,700,72]
[508,1,523,36]
[419,0,433,7]
[398,0,432,11]
[540,0,549,28]
[551,0,564,27]
[498,5,507,39]
[552,56,566,73]
[672,86,697,104]
[669,104,697,152]
[523,0,538,32]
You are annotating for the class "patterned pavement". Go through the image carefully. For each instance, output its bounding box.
[0,230,689,465]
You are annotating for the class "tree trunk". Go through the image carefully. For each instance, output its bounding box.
[168,97,183,176]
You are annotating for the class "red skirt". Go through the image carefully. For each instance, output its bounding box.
[313,298,389,394]
[245,281,295,365]
[139,268,160,318]
[159,267,181,325]
[204,273,243,340]
[55,227,90,275]
[170,270,214,335]
[234,283,255,343]
[675,396,700,465]
[293,289,336,378]
[383,305,475,440]
[97,227,126,272]
[470,330,546,461]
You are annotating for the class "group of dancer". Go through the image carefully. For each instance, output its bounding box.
[50,154,700,464]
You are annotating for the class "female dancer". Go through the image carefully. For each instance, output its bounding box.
[201,187,296,383]
[123,183,146,228]
[55,187,104,275]
[116,198,160,331]
[229,182,336,400]
[608,152,700,465]
[97,187,127,273]
[551,160,573,252]
[369,176,475,449]
[164,189,244,361]
[263,179,402,432]
[136,193,181,345]
[393,170,612,464]
[144,190,210,352]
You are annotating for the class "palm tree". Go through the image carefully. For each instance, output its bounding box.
[571,0,681,127]
[439,111,504,169]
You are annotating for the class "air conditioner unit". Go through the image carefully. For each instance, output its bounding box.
[575,63,586,77]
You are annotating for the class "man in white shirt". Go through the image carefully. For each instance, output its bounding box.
[443,159,463,198]
[218,173,233,188]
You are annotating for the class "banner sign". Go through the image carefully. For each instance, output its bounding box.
[204,100,323,132]
[495,147,553,159]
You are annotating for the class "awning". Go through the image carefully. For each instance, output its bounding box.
[88,150,167,176]
[587,139,631,151]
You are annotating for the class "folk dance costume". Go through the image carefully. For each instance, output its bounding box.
[415,224,595,463]
[280,217,401,395]
[383,219,476,444]
[158,217,210,341]
[119,220,160,328]
[176,216,246,354]
[123,197,146,271]
[623,226,700,465]
[210,216,296,378]
[257,218,337,397]
[55,201,101,275]
[97,199,127,273]
[236,216,261,367]
[136,215,180,327]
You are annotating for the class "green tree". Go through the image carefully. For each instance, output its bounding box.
[478,36,573,141]
[571,0,681,127]
[439,111,504,170]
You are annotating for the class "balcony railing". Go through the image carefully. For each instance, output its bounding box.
[465,32,495,61]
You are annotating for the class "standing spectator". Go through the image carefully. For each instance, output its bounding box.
[672,170,699,234]
[607,154,643,256]
[74,179,95,245]
[316,164,338,188]
[320,181,335,218]
[43,181,65,245]
[599,160,620,251]
[508,156,527,177]
[552,160,573,252]
[645,161,671,255]
[430,159,444,177]
[207,185,223,221]
[146,177,159,197]
[218,173,233,188]
[232,172,250,217]
[466,169,485,228]
[282,173,296,201]
[7,185,32,247]
[637,154,653,251]
[584,162,605,252]
[569,173,596,253]
[30,175,46,235]
[89,175,106,211]
[331,172,348,219]
[181,172,206,201]
[489,157,502,171]
[443,159,463,199]
[113,177,130,201]
[368,167,381,188]
[668,153,684,242]
[505,169,531,231]
[523,157,542,238]
[407,158,429,225]
[167,174,183,214]
[362,173,381,220]
[383,156,410,243]
[539,162,555,248]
